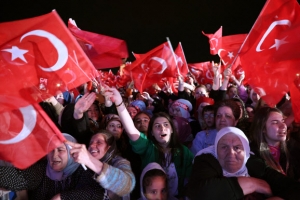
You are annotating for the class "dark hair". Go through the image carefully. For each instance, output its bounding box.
[232,96,248,120]
[249,107,289,174]
[142,169,167,193]
[133,111,151,122]
[147,112,183,167]
[214,99,241,121]
[91,130,120,164]
[202,105,214,116]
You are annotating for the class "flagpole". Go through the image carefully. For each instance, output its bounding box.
[166,37,180,76]
[230,0,270,67]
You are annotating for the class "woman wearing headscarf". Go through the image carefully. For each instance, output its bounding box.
[67,130,135,200]
[188,127,300,200]
[171,99,201,137]
[0,134,105,200]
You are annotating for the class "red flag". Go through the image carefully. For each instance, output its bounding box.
[239,0,300,107]
[128,42,177,92]
[0,101,65,169]
[202,26,222,55]
[0,11,98,111]
[218,34,247,71]
[188,62,214,85]
[68,19,128,69]
[174,43,189,77]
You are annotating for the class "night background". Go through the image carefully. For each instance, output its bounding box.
[0,0,267,66]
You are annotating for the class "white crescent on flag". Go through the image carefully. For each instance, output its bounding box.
[150,57,168,74]
[0,105,37,144]
[256,20,291,52]
[21,30,68,72]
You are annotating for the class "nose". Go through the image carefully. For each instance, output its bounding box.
[279,121,287,131]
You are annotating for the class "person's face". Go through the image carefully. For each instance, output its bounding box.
[203,111,214,128]
[144,176,168,200]
[88,134,110,160]
[217,132,245,173]
[152,117,173,148]
[246,107,254,122]
[87,104,100,121]
[134,113,150,134]
[264,112,287,146]
[215,106,238,131]
[171,106,182,117]
[106,120,123,139]
[195,87,208,100]
[48,143,69,172]
[206,84,212,92]
[127,107,138,118]
[227,88,237,99]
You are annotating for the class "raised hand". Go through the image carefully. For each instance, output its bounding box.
[73,92,96,119]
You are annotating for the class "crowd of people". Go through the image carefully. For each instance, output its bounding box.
[1,62,300,200]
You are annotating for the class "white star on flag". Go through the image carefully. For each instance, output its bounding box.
[2,46,28,63]
[269,36,288,51]
[227,51,234,59]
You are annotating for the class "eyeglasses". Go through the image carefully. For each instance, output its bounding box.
[203,113,214,119]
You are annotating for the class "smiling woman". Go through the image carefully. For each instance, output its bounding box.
[0,133,105,200]
[67,130,135,200]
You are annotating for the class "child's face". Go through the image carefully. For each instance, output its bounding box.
[145,176,168,200]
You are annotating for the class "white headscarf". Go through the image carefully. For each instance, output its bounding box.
[195,127,250,177]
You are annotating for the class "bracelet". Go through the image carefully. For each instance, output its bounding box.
[115,101,123,107]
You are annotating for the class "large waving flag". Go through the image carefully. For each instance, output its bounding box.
[188,61,214,85]
[0,11,98,112]
[127,42,177,92]
[239,0,300,112]
[0,101,65,169]
[68,19,128,69]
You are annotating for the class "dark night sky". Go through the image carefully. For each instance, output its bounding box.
[0,0,267,64]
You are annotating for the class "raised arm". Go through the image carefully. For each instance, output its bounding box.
[103,86,141,141]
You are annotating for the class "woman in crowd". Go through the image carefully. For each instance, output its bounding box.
[67,130,135,199]
[190,99,240,155]
[171,98,201,137]
[0,134,105,200]
[103,86,193,199]
[188,127,300,200]
[133,111,151,136]
[249,107,299,180]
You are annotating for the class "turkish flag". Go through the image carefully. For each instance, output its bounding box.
[188,62,214,85]
[202,26,222,55]
[219,34,247,71]
[128,42,177,92]
[239,0,300,107]
[174,43,189,78]
[0,11,98,112]
[68,19,128,69]
[0,101,65,169]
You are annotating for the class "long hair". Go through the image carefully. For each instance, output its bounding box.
[147,112,183,167]
[92,130,120,164]
[249,107,289,174]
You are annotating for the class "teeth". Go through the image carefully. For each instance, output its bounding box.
[91,150,99,153]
